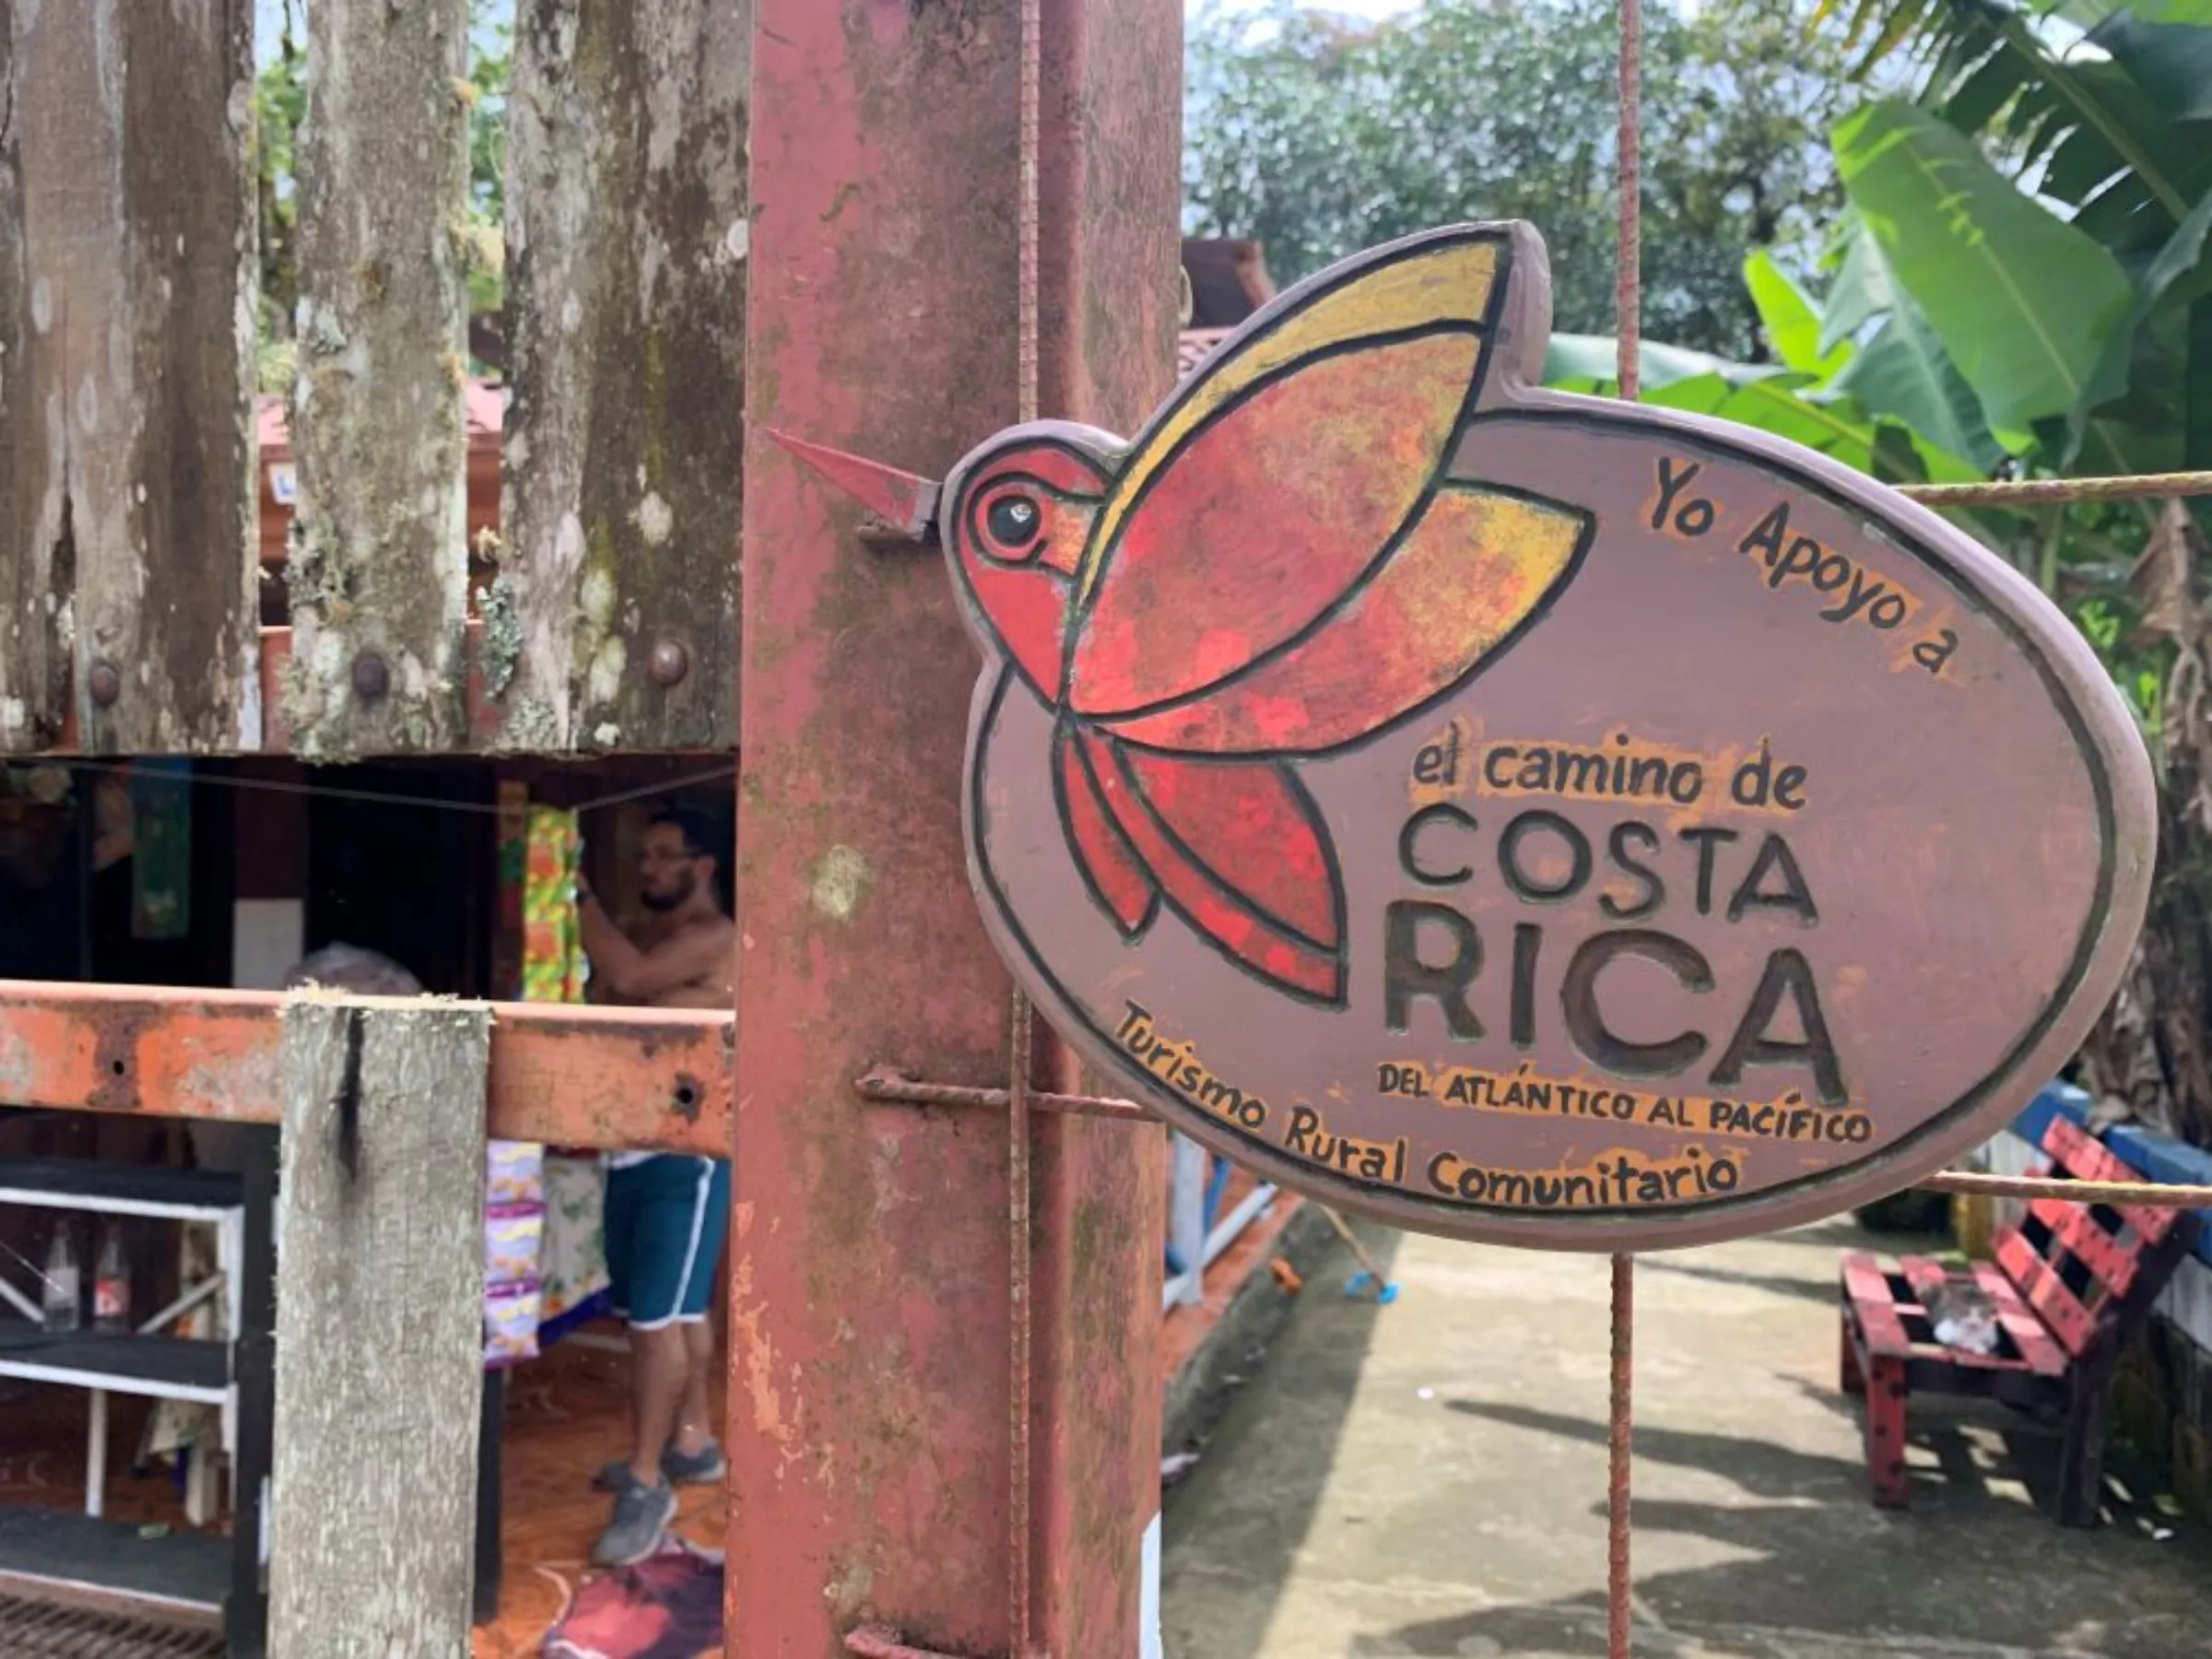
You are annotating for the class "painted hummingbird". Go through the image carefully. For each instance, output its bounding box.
[771,222,1591,1006]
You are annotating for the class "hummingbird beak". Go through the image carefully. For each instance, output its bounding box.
[764,429,942,544]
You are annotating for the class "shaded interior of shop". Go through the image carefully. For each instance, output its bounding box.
[0,749,734,1641]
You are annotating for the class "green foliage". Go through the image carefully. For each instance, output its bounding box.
[462,15,512,320]
[1816,0,2212,477]
[1543,335,1783,392]
[1826,0,2212,245]
[1821,220,2006,469]
[1547,1,2212,733]
[1832,98,2134,431]
[1184,0,1863,359]
[253,18,307,393]
[1743,252,1852,379]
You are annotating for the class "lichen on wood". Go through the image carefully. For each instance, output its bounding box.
[0,0,65,755]
[269,997,488,1654]
[1,0,258,755]
[499,0,749,753]
[287,0,473,758]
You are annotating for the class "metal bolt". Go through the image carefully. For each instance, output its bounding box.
[855,512,938,550]
[648,638,690,688]
[351,651,390,700]
[87,660,122,707]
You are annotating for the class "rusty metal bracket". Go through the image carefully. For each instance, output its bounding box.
[855,512,939,550]
[854,1065,1152,1124]
[764,429,943,546]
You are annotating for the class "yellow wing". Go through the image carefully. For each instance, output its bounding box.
[1074,228,1510,611]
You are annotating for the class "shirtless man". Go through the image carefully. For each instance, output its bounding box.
[576,806,737,1565]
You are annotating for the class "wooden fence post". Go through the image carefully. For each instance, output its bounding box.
[269,998,489,1657]
[0,0,258,754]
[286,0,473,756]
[499,0,750,753]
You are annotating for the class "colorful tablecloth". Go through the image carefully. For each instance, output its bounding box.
[485,806,596,1367]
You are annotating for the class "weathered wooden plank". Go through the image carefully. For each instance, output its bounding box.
[0,2,59,752]
[269,997,488,1657]
[286,0,473,757]
[495,0,748,752]
[0,0,258,754]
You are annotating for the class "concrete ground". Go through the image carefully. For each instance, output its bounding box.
[1160,1218,2212,1659]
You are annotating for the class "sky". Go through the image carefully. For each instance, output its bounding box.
[253,0,509,64]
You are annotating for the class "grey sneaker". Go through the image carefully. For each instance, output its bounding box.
[665,1438,726,1484]
[593,1460,643,1495]
[593,1439,726,1492]
[592,1478,677,1567]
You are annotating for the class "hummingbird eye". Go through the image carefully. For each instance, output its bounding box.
[984,492,1042,553]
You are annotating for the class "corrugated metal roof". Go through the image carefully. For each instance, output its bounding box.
[254,382,505,458]
[1177,327,1235,381]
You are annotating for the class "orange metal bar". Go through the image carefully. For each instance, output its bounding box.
[0,981,731,1155]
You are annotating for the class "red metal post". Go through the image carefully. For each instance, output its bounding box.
[736,2,1180,1654]
[1606,1253,1635,1658]
[1864,1356,1910,1507]
[1027,8,1182,1653]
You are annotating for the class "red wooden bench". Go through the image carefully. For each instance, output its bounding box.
[1839,1115,2200,1524]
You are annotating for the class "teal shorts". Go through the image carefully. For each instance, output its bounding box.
[605,1155,731,1330]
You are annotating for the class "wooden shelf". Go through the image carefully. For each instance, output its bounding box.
[0,1326,229,1403]
[0,1504,229,1623]
[0,1159,243,1222]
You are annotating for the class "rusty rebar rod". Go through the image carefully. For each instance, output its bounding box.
[1898,471,2212,507]
[1914,1170,2212,1206]
[860,1070,2212,1210]
[1006,991,1037,1659]
[1615,0,1642,405]
[1606,1252,1636,1659]
[855,1066,1151,1123]
[1011,0,1044,1640]
[1313,1204,1394,1289]
[1610,0,1643,1650]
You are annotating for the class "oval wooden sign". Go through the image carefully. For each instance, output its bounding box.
[842,221,2154,1249]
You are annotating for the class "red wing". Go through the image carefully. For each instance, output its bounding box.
[1053,723,1159,935]
[1067,331,1482,719]
[1099,485,1591,756]
[1076,733,1345,1006]
[1117,748,1337,949]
